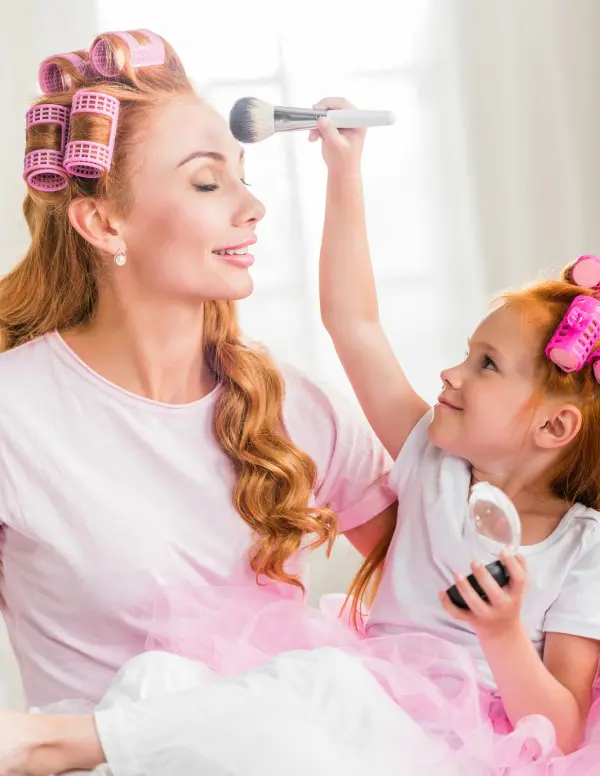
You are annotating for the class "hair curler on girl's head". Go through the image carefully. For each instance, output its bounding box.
[545,294,600,377]
[569,254,600,290]
[544,256,600,383]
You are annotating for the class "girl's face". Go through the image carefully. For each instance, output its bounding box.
[429,305,563,473]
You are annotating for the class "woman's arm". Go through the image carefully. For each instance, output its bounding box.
[313,99,429,459]
[343,502,397,557]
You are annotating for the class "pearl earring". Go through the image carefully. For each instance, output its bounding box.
[114,249,127,267]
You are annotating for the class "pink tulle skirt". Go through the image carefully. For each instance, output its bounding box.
[143,584,600,775]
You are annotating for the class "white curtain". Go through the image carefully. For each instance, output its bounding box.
[443,0,600,294]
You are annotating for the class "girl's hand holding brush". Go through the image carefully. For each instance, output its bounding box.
[309,98,366,177]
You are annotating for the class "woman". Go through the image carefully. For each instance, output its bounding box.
[0,27,395,716]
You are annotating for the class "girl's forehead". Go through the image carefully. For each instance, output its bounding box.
[472,306,543,374]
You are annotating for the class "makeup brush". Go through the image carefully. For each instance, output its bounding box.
[230,97,396,144]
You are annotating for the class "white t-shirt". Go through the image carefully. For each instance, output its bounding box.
[367,411,600,690]
[0,333,395,706]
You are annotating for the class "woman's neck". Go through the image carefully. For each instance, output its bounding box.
[63,295,215,405]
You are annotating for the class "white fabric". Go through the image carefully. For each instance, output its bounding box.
[88,649,450,776]
[0,333,393,708]
[367,411,600,690]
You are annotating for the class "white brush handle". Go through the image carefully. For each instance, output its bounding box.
[326,109,396,128]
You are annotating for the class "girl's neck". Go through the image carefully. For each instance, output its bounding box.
[469,468,571,544]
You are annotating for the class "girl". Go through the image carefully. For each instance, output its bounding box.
[314,99,600,760]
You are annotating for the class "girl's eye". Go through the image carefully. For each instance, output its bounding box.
[482,355,497,371]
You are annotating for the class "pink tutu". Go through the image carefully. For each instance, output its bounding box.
[142,584,600,775]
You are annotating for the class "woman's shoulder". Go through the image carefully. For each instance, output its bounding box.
[271,355,365,429]
[263,352,384,453]
[0,334,54,376]
[0,334,57,405]
[275,356,335,401]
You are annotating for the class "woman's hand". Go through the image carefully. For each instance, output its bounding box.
[309,97,366,176]
[439,551,529,638]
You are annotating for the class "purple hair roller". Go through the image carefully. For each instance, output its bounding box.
[38,53,95,95]
[90,30,165,78]
[63,90,120,179]
[23,104,70,192]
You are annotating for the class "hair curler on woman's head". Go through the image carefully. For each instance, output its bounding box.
[23,104,70,191]
[38,50,96,95]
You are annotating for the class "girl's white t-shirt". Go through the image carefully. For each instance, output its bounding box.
[367,411,600,690]
[0,333,395,707]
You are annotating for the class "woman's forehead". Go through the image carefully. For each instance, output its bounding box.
[137,96,241,170]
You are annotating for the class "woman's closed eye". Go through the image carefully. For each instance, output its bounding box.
[194,179,251,193]
[194,183,219,192]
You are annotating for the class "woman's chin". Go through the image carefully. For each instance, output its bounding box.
[217,274,254,302]
[176,273,255,304]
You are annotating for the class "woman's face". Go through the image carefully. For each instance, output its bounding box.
[111,94,266,302]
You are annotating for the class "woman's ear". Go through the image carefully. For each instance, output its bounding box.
[68,197,124,256]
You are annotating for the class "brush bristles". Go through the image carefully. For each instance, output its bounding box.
[229,97,275,144]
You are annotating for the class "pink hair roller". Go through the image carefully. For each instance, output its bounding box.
[589,352,600,384]
[90,29,165,78]
[570,255,600,290]
[545,295,600,373]
[64,91,120,178]
[23,104,70,192]
[38,53,95,95]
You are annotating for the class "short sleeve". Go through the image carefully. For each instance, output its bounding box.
[279,362,396,533]
[543,519,600,641]
[388,409,434,497]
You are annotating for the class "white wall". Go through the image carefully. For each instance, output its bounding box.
[0,1,99,272]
